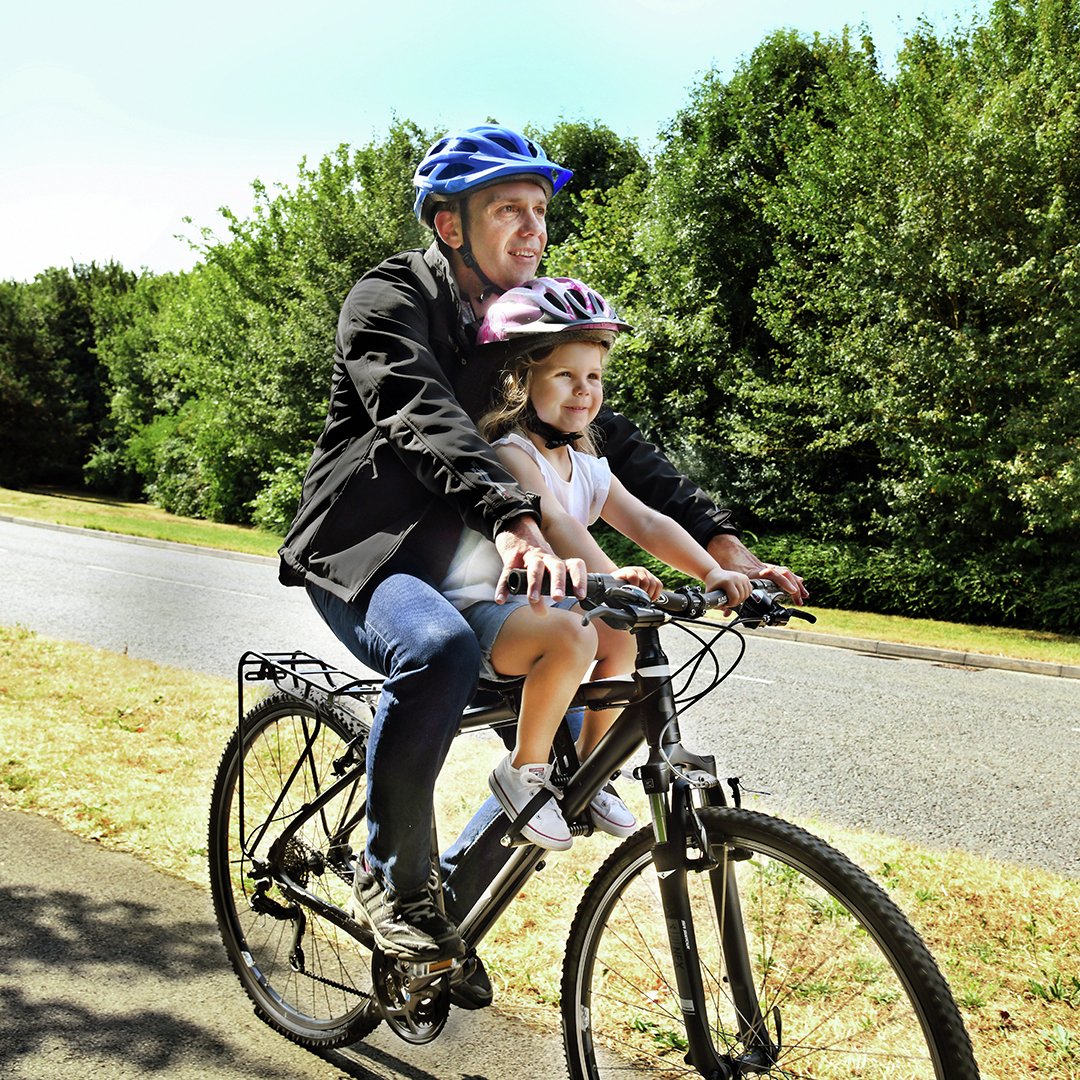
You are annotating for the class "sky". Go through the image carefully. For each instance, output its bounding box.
[1,0,989,283]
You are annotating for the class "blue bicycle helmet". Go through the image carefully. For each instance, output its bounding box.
[413,125,573,224]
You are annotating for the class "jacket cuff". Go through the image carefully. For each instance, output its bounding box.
[490,491,543,538]
[704,507,741,540]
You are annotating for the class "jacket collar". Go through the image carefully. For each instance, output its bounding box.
[424,242,476,328]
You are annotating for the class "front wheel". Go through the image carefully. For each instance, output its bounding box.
[561,807,979,1079]
[208,691,380,1049]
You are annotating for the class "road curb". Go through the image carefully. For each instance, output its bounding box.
[753,626,1080,680]
[0,513,277,566]
[5,514,1078,680]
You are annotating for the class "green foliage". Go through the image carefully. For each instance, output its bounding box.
[7,10,1080,631]
[754,534,1080,633]
[525,119,647,248]
[0,262,134,487]
[93,121,431,522]
[248,449,310,535]
[583,2,1079,632]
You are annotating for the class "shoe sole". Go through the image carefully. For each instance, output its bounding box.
[590,815,638,838]
[590,806,638,838]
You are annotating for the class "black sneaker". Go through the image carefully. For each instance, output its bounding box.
[350,867,465,960]
[449,952,494,1010]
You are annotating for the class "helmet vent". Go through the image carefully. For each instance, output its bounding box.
[412,125,573,223]
[439,162,474,181]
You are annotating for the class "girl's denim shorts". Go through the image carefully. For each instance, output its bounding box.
[460,595,579,681]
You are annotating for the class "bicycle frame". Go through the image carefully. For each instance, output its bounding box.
[457,620,774,1076]
[234,626,773,1075]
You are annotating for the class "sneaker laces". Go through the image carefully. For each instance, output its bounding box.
[519,762,564,801]
[392,890,443,921]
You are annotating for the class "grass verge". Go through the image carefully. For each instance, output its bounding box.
[0,485,282,558]
[1,624,1077,1077]
[4,484,1080,668]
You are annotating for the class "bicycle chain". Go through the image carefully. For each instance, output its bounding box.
[293,963,369,999]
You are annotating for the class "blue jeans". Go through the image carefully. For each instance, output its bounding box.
[307,575,479,896]
[308,574,583,915]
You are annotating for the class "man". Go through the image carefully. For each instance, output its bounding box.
[279,124,805,979]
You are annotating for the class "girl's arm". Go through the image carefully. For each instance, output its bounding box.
[495,445,666,598]
[600,475,752,603]
[495,445,618,570]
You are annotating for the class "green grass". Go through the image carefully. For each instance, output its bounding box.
[4,484,1079,668]
[786,606,1080,668]
[0,485,282,557]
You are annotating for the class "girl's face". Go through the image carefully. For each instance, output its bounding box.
[528,341,605,434]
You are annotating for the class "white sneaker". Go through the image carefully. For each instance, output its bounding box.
[590,784,637,838]
[489,756,572,851]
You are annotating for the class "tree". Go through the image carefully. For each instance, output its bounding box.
[525,120,647,248]
[0,262,133,487]
[94,121,432,526]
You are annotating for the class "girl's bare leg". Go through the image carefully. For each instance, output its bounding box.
[577,618,636,758]
[490,606,598,766]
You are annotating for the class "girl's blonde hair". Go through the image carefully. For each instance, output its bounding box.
[478,334,612,456]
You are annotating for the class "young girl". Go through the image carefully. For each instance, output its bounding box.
[440,278,752,850]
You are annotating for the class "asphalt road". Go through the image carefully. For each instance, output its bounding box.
[2,517,1077,876]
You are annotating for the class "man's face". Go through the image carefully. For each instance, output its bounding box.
[443,180,549,292]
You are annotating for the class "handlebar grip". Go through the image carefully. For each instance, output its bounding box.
[505,570,783,614]
[652,590,699,614]
[504,568,531,595]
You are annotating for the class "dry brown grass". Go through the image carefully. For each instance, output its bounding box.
[1,625,1077,1077]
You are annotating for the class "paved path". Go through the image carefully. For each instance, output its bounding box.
[0,807,565,1080]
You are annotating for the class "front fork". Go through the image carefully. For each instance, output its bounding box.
[645,768,778,1076]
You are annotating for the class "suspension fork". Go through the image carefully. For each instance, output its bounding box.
[701,785,777,1064]
[633,621,775,1072]
[650,831,734,1077]
[624,628,732,1078]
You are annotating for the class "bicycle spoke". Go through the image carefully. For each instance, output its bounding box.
[563,809,979,1079]
[209,694,380,1048]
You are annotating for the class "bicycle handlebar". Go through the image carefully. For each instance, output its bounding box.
[504,570,812,628]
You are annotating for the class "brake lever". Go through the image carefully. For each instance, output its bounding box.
[734,588,818,629]
[580,604,637,629]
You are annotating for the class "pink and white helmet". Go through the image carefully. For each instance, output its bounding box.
[477,277,631,347]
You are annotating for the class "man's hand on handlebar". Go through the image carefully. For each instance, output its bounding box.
[707,533,809,605]
[494,517,587,606]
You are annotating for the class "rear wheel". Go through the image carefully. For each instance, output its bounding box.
[562,807,979,1078]
[208,692,380,1048]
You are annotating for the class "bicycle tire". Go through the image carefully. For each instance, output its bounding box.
[208,691,381,1048]
[562,806,979,1079]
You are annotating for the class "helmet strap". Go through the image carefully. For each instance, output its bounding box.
[457,197,503,303]
[525,408,583,449]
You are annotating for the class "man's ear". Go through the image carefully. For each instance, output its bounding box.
[433,206,462,248]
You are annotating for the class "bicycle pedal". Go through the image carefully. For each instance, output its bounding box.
[401,955,457,980]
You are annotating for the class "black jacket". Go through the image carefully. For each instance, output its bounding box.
[279,244,736,603]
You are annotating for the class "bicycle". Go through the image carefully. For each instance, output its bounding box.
[208,573,980,1078]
